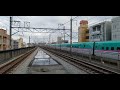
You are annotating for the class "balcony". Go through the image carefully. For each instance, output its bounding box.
[91,31,101,36]
[92,38,101,42]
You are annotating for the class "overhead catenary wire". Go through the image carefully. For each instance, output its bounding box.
[0,16,118,44]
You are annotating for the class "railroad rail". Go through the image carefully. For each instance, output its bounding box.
[0,47,37,74]
[41,47,120,74]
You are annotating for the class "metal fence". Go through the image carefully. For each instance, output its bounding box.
[0,47,36,64]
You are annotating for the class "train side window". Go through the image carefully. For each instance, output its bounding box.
[106,47,109,50]
[102,47,104,50]
[111,47,114,50]
[117,47,120,50]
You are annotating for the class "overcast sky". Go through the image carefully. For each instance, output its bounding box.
[0,16,116,43]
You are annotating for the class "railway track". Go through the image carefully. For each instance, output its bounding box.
[0,47,37,74]
[42,47,120,74]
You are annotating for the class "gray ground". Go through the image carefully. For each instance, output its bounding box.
[10,48,87,74]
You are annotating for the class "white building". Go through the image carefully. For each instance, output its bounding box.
[17,38,24,48]
[112,16,120,41]
[89,21,111,42]
[57,37,62,44]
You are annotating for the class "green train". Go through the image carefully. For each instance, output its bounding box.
[49,41,120,51]
[47,41,120,60]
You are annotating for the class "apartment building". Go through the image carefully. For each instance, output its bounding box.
[0,29,9,51]
[89,21,111,42]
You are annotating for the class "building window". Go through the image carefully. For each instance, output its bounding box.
[114,25,116,29]
[86,30,89,33]
[111,47,114,50]
[86,36,89,39]
[113,25,114,29]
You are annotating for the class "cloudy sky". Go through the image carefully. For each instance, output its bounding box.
[0,16,116,43]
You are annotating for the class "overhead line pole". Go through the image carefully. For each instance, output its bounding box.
[29,36,30,46]
[10,16,12,49]
[63,26,65,41]
[70,16,72,55]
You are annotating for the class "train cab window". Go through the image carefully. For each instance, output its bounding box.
[84,45,85,47]
[102,47,104,50]
[117,47,120,50]
[106,47,109,50]
[111,47,114,50]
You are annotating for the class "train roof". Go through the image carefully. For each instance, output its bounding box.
[48,41,120,46]
[95,41,120,43]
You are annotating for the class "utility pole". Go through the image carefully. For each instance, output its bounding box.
[49,34,51,44]
[92,42,95,56]
[29,36,30,43]
[70,16,72,54]
[10,16,12,49]
[63,26,65,41]
[29,36,30,47]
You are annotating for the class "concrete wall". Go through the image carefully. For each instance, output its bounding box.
[112,16,120,41]
[105,21,112,41]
